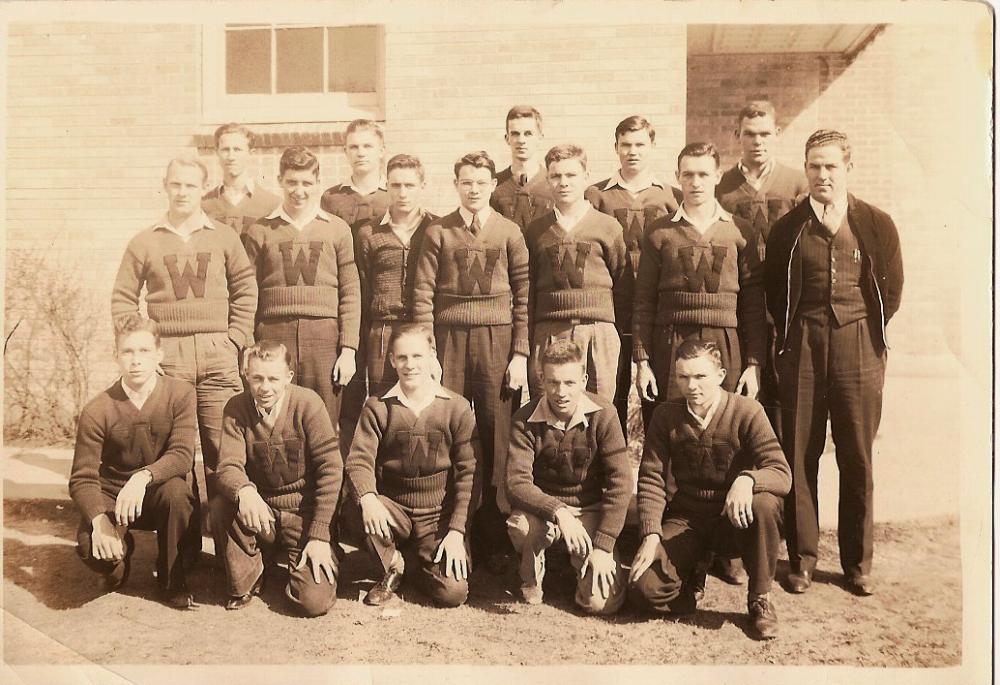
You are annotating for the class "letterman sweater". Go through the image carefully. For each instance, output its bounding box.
[505,392,632,552]
[111,220,258,348]
[356,212,438,323]
[216,384,342,542]
[345,389,477,533]
[320,183,391,232]
[69,376,197,523]
[202,185,281,237]
[525,206,630,328]
[490,167,555,233]
[716,162,808,244]
[632,211,766,366]
[637,391,790,534]
[412,209,530,357]
[243,212,361,350]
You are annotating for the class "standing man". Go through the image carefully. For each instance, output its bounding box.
[765,129,903,596]
[202,123,281,237]
[490,105,554,233]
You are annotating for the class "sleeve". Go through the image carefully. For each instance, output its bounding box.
[505,414,565,521]
[411,224,441,323]
[145,383,197,484]
[302,395,344,542]
[592,410,633,553]
[68,406,110,523]
[763,219,789,328]
[736,218,768,367]
[110,237,146,328]
[632,224,661,362]
[737,403,791,497]
[879,210,904,322]
[507,226,531,358]
[584,184,603,211]
[636,405,671,538]
[215,399,253,502]
[343,400,383,500]
[224,230,259,349]
[446,404,478,533]
[356,227,374,329]
[606,222,632,332]
[335,222,362,350]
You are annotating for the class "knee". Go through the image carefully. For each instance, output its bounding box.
[287,578,337,618]
[751,493,782,522]
[208,495,237,527]
[430,578,469,608]
[629,566,681,612]
[159,477,194,506]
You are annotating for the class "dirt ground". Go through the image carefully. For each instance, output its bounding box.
[3,499,960,667]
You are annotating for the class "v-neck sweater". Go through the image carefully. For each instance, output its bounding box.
[202,185,281,236]
[356,211,438,322]
[716,162,808,241]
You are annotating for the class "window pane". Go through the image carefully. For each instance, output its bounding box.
[275,27,323,93]
[328,26,377,93]
[226,29,271,94]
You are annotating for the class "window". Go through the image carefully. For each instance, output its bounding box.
[202,24,383,124]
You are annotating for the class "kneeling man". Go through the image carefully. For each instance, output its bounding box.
[212,341,342,616]
[629,339,790,639]
[506,340,632,614]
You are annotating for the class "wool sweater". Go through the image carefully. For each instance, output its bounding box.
[243,212,361,349]
[345,389,477,533]
[632,212,766,366]
[637,391,790,534]
[69,376,197,523]
[111,220,258,348]
[490,167,555,233]
[526,206,631,328]
[320,183,391,232]
[505,392,632,552]
[216,384,343,542]
[356,211,438,323]
[412,209,530,357]
[202,185,281,237]
[716,162,808,244]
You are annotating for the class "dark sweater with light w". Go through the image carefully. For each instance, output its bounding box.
[320,184,391,232]
[585,181,682,275]
[490,167,554,233]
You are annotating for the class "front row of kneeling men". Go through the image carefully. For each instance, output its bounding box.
[70,314,788,639]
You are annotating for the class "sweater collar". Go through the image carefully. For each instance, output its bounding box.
[527,392,602,431]
[152,211,216,241]
[266,204,334,231]
[382,381,451,418]
[458,206,493,231]
[671,200,732,233]
[603,170,664,194]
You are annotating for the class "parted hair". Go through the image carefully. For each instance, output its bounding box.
[615,115,656,143]
[735,100,777,128]
[388,322,436,354]
[243,340,293,374]
[677,142,720,169]
[544,144,588,171]
[213,123,255,149]
[279,145,320,177]
[345,119,385,144]
[805,129,852,162]
[114,314,161,348]
[541,339,585,369]
[387,153,425,183]
[454,151,496,179]
[505,105,544,134]
[675,338,724,370]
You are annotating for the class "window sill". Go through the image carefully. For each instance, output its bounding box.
[192,123,358,151]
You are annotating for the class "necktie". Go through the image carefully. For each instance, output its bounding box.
[821,204,841,235]
[517,173,528,187]
[470,214,482,236]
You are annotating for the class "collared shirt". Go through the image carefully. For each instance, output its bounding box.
[380,208,425,246]
[554,202,591,233]
[603,170,664,195]
[120,375,158,411]
[737,158,775,191]
[219,174,257,203]
[510,161,545,186]
[671,201,732,234]
[686,390,722,431]
[382,381,451,418]
[809,195,848,235]
[457,206,493,232]
[265,204,333,232]
[152,211,216,242]
[526,392,603,431]
[347,176,388,196]
[255,391,287,430]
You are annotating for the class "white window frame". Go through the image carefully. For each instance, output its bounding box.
[201,24,385,125]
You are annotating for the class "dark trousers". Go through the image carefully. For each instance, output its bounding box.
[758,323,783,437]
[366,495,469,607]
[76,476,198,592]
[614,332,634,437]
[210,496,337,617]
[366,319,406,398]
[630,493,783,612]
[777,313,885,579]
[340,324,368,459]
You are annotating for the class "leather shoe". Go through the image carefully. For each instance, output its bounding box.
[161,587,198,610]
[365,568,403,606]
[666,587,697,615]
[786,568,812,594]
[225,569,265,610]
[519,584,544,605]
[689,566,708,602]
[844,574,875,596]
[747,594,779,640]
[710,557,747,585]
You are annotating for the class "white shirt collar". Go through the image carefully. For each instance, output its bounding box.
[603,170,664,194]
[554,202,591,232]
[382,381,451,418]
[670,201,732,233]
[380,209,426,246]
[347,176,388,195]
[737,159,774,189]
[527,393,603,431]
[686,390,722,431]
[457,206,493,231]
[265,204,333,231]
[120,375,158,410]
[809,195,848,226]
[152,211,216,241]
[220,174,256,197]
[255,390,287,428]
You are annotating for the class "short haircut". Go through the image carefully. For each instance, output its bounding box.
[541,339,585,369]
[675,338,724,370]
[615,115,656,144]
[345,119,385,144]
[114,314,160,348]
[736,100,777,129]
[388,322,436,354]
[454,151,496,179]
[544,144,588,171]
[805,129,852,163]
[165,156,208,184]
[213,123,255,149]
[677,142,720,169]
[279,145,319,177]
[386,153,425,183]
[243,340,293,375]
[505,105,544,134]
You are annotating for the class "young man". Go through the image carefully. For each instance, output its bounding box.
[412,151,530,574]
[526,144,630,404]
[345,324,477,607]
[505,339,632,613]
[112,157,257,503]
[585,115,682,431]
[211,341,342,616]
[242,146,360,440]
[629,339,790,640]
[69,315,200,609]
[490,105,554,232]
[201,123,281,237]
[764,130,903,597]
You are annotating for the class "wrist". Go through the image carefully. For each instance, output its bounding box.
[136,469,153,485]
[237,484,257,502]
[92,512,111,528]
[340,347,357,360]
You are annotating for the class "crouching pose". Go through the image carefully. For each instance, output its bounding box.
[345,324,477,607]
[506,340,632,614]
[629,339,790,639]
[212,341,342,617]
[69,315,200,609]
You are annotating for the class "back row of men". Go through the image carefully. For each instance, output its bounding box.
[72,102,902,642]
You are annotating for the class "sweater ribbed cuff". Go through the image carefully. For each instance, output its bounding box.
[433,293,514,327]
[147,300,231,336]
[535,289,616,324]
[307,517,333,543]
[592,531,617,553]
[346,468,378,501]
[638,519,663,539]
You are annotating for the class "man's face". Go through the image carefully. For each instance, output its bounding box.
[547,158,589,206]
[676,155,722,208]
[542,361,587,420]
[163,163,206,218]
[454,165,496,213]
[614,128,654,176]
[246,357,294,411]
[504,117,543,163]
[737,115,778,167]
[387,167,424,216]
[674,354,726,410]
[389,332,434,391]
[279,167,319,213]
[345,130,384,177]
[805,144,852,204]
[216,132,251,180]
[115,330,163,388]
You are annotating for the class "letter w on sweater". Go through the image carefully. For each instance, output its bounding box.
[278,240,324,286]
[546,242,592,289]
[163,253,211,299]
[455,247,501,295]
[678,245,729,293]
